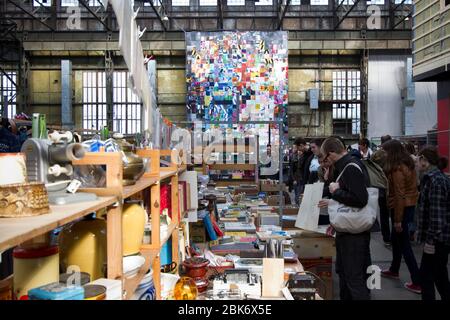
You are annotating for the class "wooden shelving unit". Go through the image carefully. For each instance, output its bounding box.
[202,138,260,187]
[0,148,186,300]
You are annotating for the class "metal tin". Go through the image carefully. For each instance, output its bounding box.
[59,272,91,286]
[83,284,107,300]
[13,244,59,300]
[28,282,84,300]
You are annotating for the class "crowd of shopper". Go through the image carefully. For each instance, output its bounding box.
[288,135,450,301]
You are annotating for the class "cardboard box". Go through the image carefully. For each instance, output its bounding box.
[234,184,259,196]
[260,180,287,192]
[267,195,285,206]
[269,206,299,215]
[281,217,296,229]
[255,213,280,228]
[300,257,333,300]
[291,231,336,259]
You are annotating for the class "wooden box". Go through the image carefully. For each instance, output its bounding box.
[291,230,336,259]
[0,182,50,218]
[260,183,286,193]
[300,257,333,300]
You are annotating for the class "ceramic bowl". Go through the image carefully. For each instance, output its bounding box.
[182,257,210,278]
[123,255,145,278]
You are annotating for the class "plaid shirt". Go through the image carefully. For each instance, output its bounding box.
[417,168,450,246]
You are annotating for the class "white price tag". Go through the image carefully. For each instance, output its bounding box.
[66,179,82,194]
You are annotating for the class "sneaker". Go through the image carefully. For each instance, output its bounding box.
[404,282,422,294]
[381,270,399,279]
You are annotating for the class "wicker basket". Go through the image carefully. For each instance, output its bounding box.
[0,182,50,218]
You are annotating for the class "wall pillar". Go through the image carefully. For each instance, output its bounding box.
[437,81,450,172]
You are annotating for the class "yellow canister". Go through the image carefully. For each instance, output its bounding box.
[59,218,106,281]
[122,202,146,256]
[13,244,59,300]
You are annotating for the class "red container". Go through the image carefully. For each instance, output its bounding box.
[182,257,209,278]
[193,277,209,293]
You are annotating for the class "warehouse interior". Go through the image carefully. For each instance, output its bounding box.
[0,0,449,302]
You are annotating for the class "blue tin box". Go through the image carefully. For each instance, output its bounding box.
[28,282,85,300]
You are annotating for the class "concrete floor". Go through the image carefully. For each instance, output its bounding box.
[332,231,450,300]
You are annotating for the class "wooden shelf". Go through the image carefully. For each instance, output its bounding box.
[214,180,258,186]
[0,196,117,252]
[0,149,186,301]
[123,176,158,199]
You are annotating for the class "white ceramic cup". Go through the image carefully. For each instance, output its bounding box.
[0,153,27,186]
[160,273,180,299]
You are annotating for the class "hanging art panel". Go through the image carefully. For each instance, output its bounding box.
[185,31,288,124]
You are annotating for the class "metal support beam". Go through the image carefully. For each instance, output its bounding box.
[61,60,73,129]
[79,0,112,32]
[0,66,17,88]
[334,0,362,30]
[393,11,412,29]
[335,0,347,11]
[218,0,224,30]
[277,0,291,30]
[6,0,55,31]
[148,0,167,32]
[105,51,114,131]
[393,0,408,12]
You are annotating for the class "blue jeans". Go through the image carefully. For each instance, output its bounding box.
[389,206,421,285]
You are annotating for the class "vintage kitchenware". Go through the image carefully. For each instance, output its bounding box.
[174,277,198,300]
[123,255,146,278]
[0,153,27,185]
[59,218,107,281]
[132,269,155,300]
[160,261,178,274]
[115,137,146,186]
[83,284,107,300]
[122,201,146,256]
[13,244,60,300]
[182,257,210,278]
[182,257,210,292]
[28,282,84,300]
[160,273,180,299]
[89,278,122,300]
[0,182,50,218]
[192,277,209,293]
[59,272,91,286]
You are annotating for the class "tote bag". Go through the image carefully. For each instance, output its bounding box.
[328,163,379,234]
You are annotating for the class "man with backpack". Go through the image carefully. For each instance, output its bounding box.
[362,156,391,246]
[318,137,372,300]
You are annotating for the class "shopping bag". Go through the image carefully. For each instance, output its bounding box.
[328,163,378,234]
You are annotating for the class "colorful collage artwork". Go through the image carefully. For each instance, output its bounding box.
[186,31,288,123]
